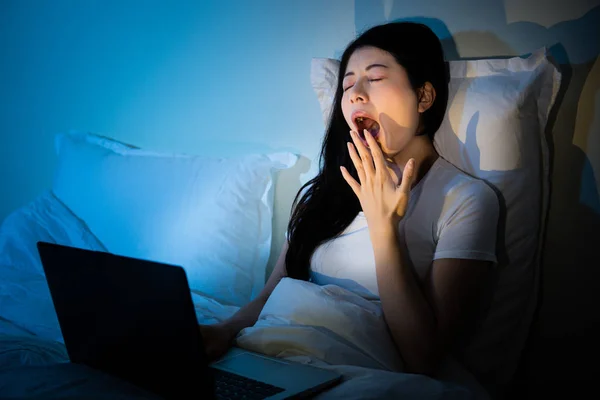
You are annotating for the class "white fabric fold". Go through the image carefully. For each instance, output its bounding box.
[236,277,404,372]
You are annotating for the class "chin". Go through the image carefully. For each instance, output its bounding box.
[378,144,395,159]
[381,145,402,160]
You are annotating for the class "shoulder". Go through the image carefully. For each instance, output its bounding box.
[432,158,498,207]
[419,158,499,230]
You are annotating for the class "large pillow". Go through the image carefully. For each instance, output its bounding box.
[310,48,561,388]
[52,132,297,307]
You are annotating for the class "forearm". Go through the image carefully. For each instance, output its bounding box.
[371,225,440,375]
[220,294,269,338]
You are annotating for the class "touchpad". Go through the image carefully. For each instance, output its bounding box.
[215,353,290,382]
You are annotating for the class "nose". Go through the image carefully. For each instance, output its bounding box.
[348,80,368,104]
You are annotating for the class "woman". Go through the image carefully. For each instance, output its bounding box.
[201,21,499,377]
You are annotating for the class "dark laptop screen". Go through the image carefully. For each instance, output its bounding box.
[38,242,215,399]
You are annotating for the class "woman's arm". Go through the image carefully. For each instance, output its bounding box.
[372,225,491,376]
[219,240,289,338]
[341,130,495,376]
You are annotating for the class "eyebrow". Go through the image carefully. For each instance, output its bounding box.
[343,63,388,78]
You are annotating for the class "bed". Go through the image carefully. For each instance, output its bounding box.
[0,48,560,399]
[0,190,481,399]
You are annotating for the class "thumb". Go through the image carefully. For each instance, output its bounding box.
[398,158,415,194]
[396,159,415,218]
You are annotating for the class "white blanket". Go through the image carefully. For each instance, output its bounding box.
[236,278,488,399]
[0,191,108,342]
[237,277,404,371]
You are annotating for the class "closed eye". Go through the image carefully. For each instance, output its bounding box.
[343,78,383,92]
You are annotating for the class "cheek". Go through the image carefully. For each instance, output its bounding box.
[341,98,352,127]
[382,88,419,124]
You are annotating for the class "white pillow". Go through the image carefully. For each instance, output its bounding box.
[52,132,298,307]
[310,48,561,387]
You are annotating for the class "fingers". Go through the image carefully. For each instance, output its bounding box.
[363,128,388,180]
[349,130,375,178]
[347,142,366,185]
[398,158,415,194]
[340,166,361,199]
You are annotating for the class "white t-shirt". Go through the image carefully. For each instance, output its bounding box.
[309,157,499,299]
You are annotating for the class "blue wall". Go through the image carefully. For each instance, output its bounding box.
[0,0,356,218]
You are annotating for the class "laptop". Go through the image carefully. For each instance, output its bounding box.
[37,241,341,399]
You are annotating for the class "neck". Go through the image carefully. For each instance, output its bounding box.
[386,135,439,187]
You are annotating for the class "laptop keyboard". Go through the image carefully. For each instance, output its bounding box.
[212,368,285,399]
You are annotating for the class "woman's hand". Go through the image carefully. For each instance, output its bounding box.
[340,129,415,231]
[199,322,237,362]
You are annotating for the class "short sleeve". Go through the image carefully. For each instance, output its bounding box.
[434,181,499,263]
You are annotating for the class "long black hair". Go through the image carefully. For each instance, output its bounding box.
[285,22,449,280]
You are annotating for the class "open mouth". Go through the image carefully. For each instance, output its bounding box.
[354,116,380,141]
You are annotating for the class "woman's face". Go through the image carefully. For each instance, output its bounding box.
[341,46,428,159]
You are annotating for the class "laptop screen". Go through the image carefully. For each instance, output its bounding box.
[38,242,215,399]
